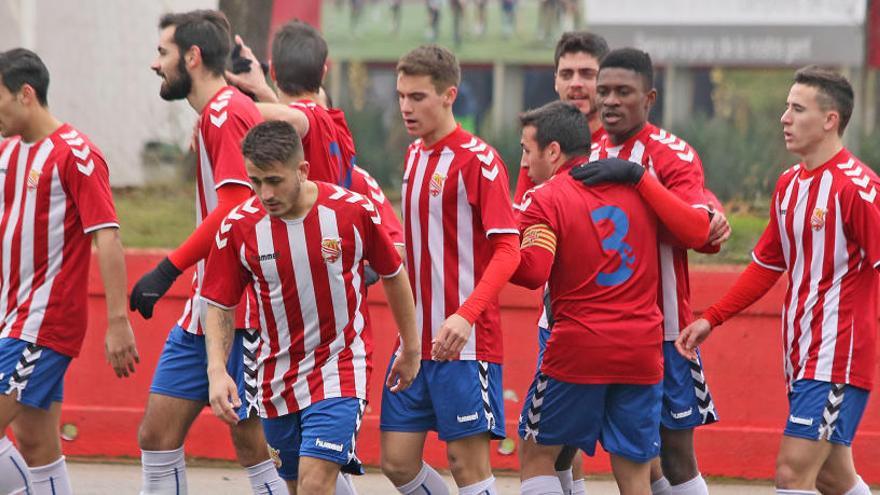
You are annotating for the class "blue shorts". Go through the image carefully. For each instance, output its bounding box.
[784,379,869,446]
[380,359,505,442]
[0,338,70,410]
[262,397,366,481]
[519,374,662,463]
[660,342,718,429]
[150,326,258,419]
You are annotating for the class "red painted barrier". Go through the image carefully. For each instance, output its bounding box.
[57,253,880,481]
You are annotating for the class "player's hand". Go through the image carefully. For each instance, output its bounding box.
[225,35,277,103]
[675,318,713,361]
[708,210,731,246]
[129,257,182,319]
[363,265,380,287]
[104,316,139,378]
[431,313,472,361]
[208,369,241,426]
[570,158,644,185]
[386,349,421,392]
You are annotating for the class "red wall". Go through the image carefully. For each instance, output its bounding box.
[58,253,880,481]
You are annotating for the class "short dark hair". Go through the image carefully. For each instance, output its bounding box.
[159,10,231,77]
[241,120,304,169]
[0,48,50,106]
[794,65,854,135]
[519,101,591,157]
[272,21,327,96]
[600,48,653,91]
[554,31,609,70]
[397,44,460,93]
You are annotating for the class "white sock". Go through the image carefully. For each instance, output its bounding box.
[651,476,672,495]
[141,447,187,494]
[776,490,816,494]
[521,475,564,495]
[459,475,497,495]
[669,474,708,495]
[0,436,33,495]
[844,476,871,495]
[570,478,586,495]
[556,468,573,494]
[335,472,358,495]
[29,456,73,495]
[246,458,289,495]
[396,462,450,495]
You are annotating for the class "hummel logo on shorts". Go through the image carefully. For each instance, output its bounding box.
[671,408,693,419]
[789,415,813,426]
[457,412,479,423]
[315,438,344,452]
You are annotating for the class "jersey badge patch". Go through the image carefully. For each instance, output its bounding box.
[321,237,342,264]
[810,207,826,231]
[430,172,446,197]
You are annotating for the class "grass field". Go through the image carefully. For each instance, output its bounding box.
[323,0,560,63]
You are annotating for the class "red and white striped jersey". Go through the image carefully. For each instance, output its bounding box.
[590,123,710,340]
[200,183,402,416]
[401,125,518,363]
[0,124,118,357]
[178,86,261,335]
[752,148,880,391]
[289,100,350,185]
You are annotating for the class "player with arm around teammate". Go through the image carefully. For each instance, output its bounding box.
[202,121,421,495]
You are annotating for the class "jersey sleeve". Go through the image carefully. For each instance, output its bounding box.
[201,213,251,309]
[62,147,119,233]
[349,167,404,246]
[360,200,403,277]
[202,107,254,190]
[653,147,709,209]
[842,172,880,270]
[751,181,787,272]
[466,151,518,237]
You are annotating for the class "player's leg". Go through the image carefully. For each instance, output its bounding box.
[434,360,505,493]
[519,439,564,494]
[0,339,72,494]
[554,446,586,494]
[380,359,448,494]
[295,398,366,495]
[815,444,866,495]
[650,458,672,494]
[656,344,717,493]
[228,328,287,494]
[0,394,32,494]
[297,456,340,495]
[601,383,663,495]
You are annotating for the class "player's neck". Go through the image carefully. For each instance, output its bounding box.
[420,114,458,148]
[608,122,646,146]
[587,114,601,134]
[188,75,228,114]
[20,107,62,144]
[800,135,844,171]
[278,90,320,105]
[283,180,318,220]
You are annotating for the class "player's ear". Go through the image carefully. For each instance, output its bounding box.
[548,141,562,162]
[297,160,310,180]
[186,45,202,70]
[823,109,840,134]
[269,61,277,84]
[645,87,657,109]
[16,84,36,106]
[443,85,458,107]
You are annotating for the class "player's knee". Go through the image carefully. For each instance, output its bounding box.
[774,459,804,489]
[230,425,269,467]
[660,450,698,484]
[297,472,332,495]
[380,455,420,486]
[137,418,178,451]
[14,433,59,467]
[447,450,486,481]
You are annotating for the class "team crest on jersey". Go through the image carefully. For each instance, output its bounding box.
[810,207,826,231]
[429,173,446,197]
[321,237,342,263]
[267,444,282,469]
[26,169,41,190]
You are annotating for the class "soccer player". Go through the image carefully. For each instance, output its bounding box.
[572,48,722,495]
[0,48,138,495]
[512,101,710,495]
[379,45,521,495]
[201,120,421,495]
[130,10,285,494]
[677,67,879,495]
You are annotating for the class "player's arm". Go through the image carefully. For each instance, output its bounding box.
[842,175,880,273]
[224,35,279,104]
[205,304,240,425]
[676,262,782,360]
[129,183,251,319]
[570,158,710,248]
[694,188,730,253]
[255,102,310,139]
[509,223,556,289]
[382,269,421,392]
[94,227,138,378]
[432,233,520,361]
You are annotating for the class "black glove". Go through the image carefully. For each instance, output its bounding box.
[230,44,270,75]
[364,265,380,287]
[569,158,645,186]
[129,257,182,319]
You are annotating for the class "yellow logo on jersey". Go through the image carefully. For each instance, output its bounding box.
[321,238,342,264]
[810,207,826,231]
[430,173,446,197]
[26,169,41,190]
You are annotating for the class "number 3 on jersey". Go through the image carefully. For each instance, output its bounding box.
[590,205,635,286]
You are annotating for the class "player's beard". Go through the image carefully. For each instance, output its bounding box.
[159,57,192,101]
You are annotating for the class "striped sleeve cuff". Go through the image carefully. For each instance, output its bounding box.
[751,252,786,272]
[84,222,120,234]
[200,296,237,310]
[379,263,404,279]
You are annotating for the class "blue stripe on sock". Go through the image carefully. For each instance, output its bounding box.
[50,476,56,495]
[421,484,432,495]
[174,467,180,495]
[10,457,31,495]
[265,481,273,494]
